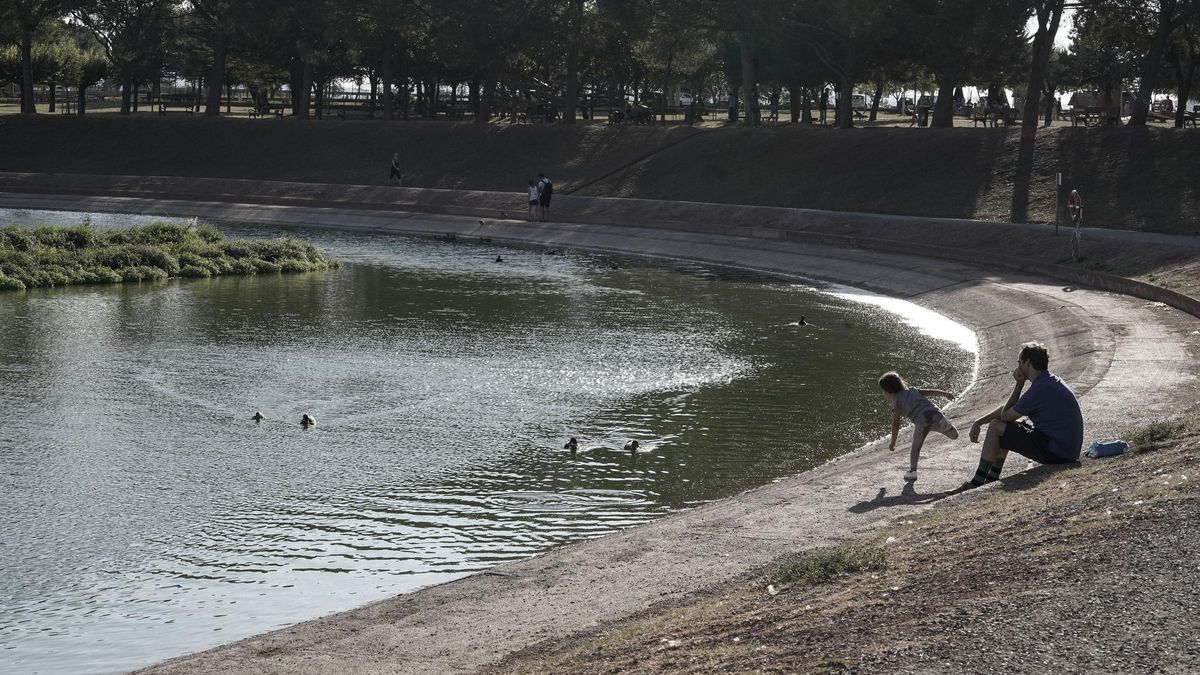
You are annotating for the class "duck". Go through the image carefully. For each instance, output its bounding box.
[564,437,578,455]
[478,219,486,227]
[495,255,504,263]
[624,440,640,453]
[252,411,265,422]
[799,315,808,326]
[301,413,316,427]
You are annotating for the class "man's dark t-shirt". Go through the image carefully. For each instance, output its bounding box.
[1013,371,1084,460]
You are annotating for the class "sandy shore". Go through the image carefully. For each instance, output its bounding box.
[2,182,1197,674]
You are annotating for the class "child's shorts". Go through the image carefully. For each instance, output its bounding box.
[918,410,956,436]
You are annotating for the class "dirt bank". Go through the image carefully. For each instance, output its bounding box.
[494,414,1200,674]
[1,117,1197,233]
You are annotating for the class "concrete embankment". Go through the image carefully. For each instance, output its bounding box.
[1,116,1198,232]
[2,181,1194,673]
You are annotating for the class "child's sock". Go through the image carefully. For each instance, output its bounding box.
[971,459,993,486]
[986,456,1006,482]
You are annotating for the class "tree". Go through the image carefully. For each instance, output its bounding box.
[1129,0,1200,125]
[1164,13,1199,127]
[4,0,70,113]
[75,0,175,114]
[1021,0,1066,126]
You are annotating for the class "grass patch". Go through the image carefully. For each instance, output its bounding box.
[769,546,886,587]
[0,221,338,290]
[1127,419,1185,454]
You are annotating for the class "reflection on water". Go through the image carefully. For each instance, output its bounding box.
[0,211,975,674]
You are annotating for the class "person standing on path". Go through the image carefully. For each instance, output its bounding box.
[537,172,553,222]
[964,341,1083,488]
[819,88,829,126]
[527,179,539,221]
[389,153,402,186]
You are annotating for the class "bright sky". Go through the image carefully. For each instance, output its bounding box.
[1027,7,1075,50]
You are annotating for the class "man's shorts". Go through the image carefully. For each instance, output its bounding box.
[1000,421,1073,464]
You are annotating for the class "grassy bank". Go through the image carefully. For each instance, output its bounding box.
[0,221,338,291]
[1,117,1197,232]
[495,413,1200,674]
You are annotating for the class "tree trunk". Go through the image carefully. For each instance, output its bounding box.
[121,68,134,114]
[477,66,496,123]
[563,0,583,123]
[869,81,883,121]
[1131,0,1178,126]
[77,80,87,115]
[1022,0,1065,127]
[48,83,56,112]
[1043,88,1057,127]
[836,47,856,129]
[289,62,303,115]
[932,73,956,127]
[300,60,313,119]
[381,33,394,119]
[20,28,35,114]
[801,89,812,124]
[1176,66,1195,128]
[738,35,756,126]
[468,76,480,118]
[205,31,228,116]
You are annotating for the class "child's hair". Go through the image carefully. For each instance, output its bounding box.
[878,371,907,394]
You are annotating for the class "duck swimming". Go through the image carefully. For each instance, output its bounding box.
[301,414,316,427]
[252,412,264,422]
[495,255,504,263]
[624,440,639,452]
[564,437,578,455]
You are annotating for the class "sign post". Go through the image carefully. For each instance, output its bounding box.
[1055,172,1062,236]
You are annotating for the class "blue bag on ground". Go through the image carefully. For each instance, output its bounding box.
[1084,440,1128,458]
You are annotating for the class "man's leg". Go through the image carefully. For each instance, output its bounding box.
[971,420,1010,485]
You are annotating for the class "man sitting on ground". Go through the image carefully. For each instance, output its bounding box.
[965,341,1083,487]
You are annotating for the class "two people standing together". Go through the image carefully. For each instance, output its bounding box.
[527,173,553,222]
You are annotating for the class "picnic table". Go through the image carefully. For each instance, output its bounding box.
[1071,106,1118,127]
[972,106,1017,127]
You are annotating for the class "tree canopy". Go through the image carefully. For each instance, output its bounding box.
[0,0,1195,127]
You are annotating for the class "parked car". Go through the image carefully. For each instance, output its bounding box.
[850,94,870,110]
[678,92,694,106]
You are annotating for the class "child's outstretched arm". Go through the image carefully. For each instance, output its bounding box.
[889,410,901,451]
[919,388,956,401]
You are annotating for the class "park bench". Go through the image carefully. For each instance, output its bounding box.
[248,102,285,118]
[157,96,197,115]
[1184,111,1198,128]
[1071,106,1118,127]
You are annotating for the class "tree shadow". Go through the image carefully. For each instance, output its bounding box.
[847,481,956,514]
[1009,124,1039,223]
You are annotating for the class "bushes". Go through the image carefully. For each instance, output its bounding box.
[0,222,338,291]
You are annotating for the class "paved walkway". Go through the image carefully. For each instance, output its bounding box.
[2,186,1197,674]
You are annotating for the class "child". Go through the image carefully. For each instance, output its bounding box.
[527,180,539,221]
[878,371,959,481]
